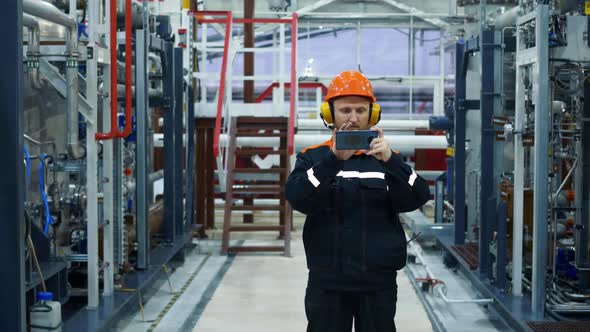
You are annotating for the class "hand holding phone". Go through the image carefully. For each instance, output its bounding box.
[335,130,379,150]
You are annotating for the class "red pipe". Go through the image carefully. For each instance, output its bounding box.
[288,13,298,155]
[96,0,132,141]
[212,12,232,157]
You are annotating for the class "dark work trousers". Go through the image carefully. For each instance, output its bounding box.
[305,286,397,332]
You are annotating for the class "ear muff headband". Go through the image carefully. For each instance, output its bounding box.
[320,101,382,127]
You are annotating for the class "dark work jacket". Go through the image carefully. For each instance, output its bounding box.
[285,139,430,291]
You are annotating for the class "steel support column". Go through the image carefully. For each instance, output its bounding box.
[497,200,507,290]
[454,41,467,245]
[136,29,149,269]
[532,6,550,317]
[0,0,25,329]
[577,77,590,290]
[163,42,175,241]
[173,48,184,237]
[186,88,195,231]
[86,0,102,303]
[479,30,495,277]
[528,6,550,317]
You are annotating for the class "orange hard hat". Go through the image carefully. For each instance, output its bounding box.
[324,70,376,102]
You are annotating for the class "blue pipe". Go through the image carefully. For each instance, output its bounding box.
[39,154,54,235]
[24,146,31,188]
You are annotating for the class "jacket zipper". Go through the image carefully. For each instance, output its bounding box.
[360,189,367,271]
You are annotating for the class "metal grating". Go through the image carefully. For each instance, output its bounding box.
[450,243,479,270]
[528,321,590,332]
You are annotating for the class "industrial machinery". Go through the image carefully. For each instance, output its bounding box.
[433,0,590,330]
[7,0,194,330]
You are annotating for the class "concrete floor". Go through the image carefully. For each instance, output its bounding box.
[118,210,511,332]
[192,227,433,332]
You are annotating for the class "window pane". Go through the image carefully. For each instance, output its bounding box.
[361,28,409,76]
[298,27,357,77]
[414,30,441,76]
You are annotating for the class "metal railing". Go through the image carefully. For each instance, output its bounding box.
[191,10,299,185]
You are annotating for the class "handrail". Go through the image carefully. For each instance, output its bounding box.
[254,82,327,104]
[192,11,300,155]
[95,0,132,141]
[192,11,233,158]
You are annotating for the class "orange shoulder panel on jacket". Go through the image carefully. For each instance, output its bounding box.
[301,139,333,154]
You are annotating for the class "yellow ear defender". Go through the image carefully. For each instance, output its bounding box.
[320,101,382,129]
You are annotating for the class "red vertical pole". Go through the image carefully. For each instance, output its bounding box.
[212,12,232,157]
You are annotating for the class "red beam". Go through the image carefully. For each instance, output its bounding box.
[189,10,230,16]
[233,18,292,24]
[254,82,327,103]
[197,19,227,24]
[212,13,233,157]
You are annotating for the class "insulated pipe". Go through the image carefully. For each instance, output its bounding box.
[222,134,447,155]
[489,6,520,30]
[297,119,430,131]
[152,134,447,155]
[23,14,43,89]
[117,61,135,84]
[99,83,163,99]
[23,0,83,159]
[149,170,164,184]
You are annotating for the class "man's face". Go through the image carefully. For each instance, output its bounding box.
[332,95,371,130]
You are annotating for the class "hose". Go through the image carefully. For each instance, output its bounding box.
[39,154,54,235]
[24,146,31,188]
[27,235,47,292]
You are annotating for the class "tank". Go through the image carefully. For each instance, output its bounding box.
[30,291,62,332]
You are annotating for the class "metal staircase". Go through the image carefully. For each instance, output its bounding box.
[222,117,291,254]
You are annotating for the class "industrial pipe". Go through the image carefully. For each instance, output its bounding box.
[149,170,164,184]
[489,6,520,30]
[98,83,163,99]
[117,61,135,85]
[220,134,448,153]
[23,0,83,159]
[297,119,430,131]
[23,13,43,89]
[408,236,494,304]
[152,133,446,155]
[95,0,132,141]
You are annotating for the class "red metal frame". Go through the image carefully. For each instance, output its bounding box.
[197,18,292,24]
[190,11,233,157]
[96,0,133,141]
[191,11,300,156]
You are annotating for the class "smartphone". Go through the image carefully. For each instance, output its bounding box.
[335,130,379,150]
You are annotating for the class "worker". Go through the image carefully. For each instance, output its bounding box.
[286,70,431,332]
